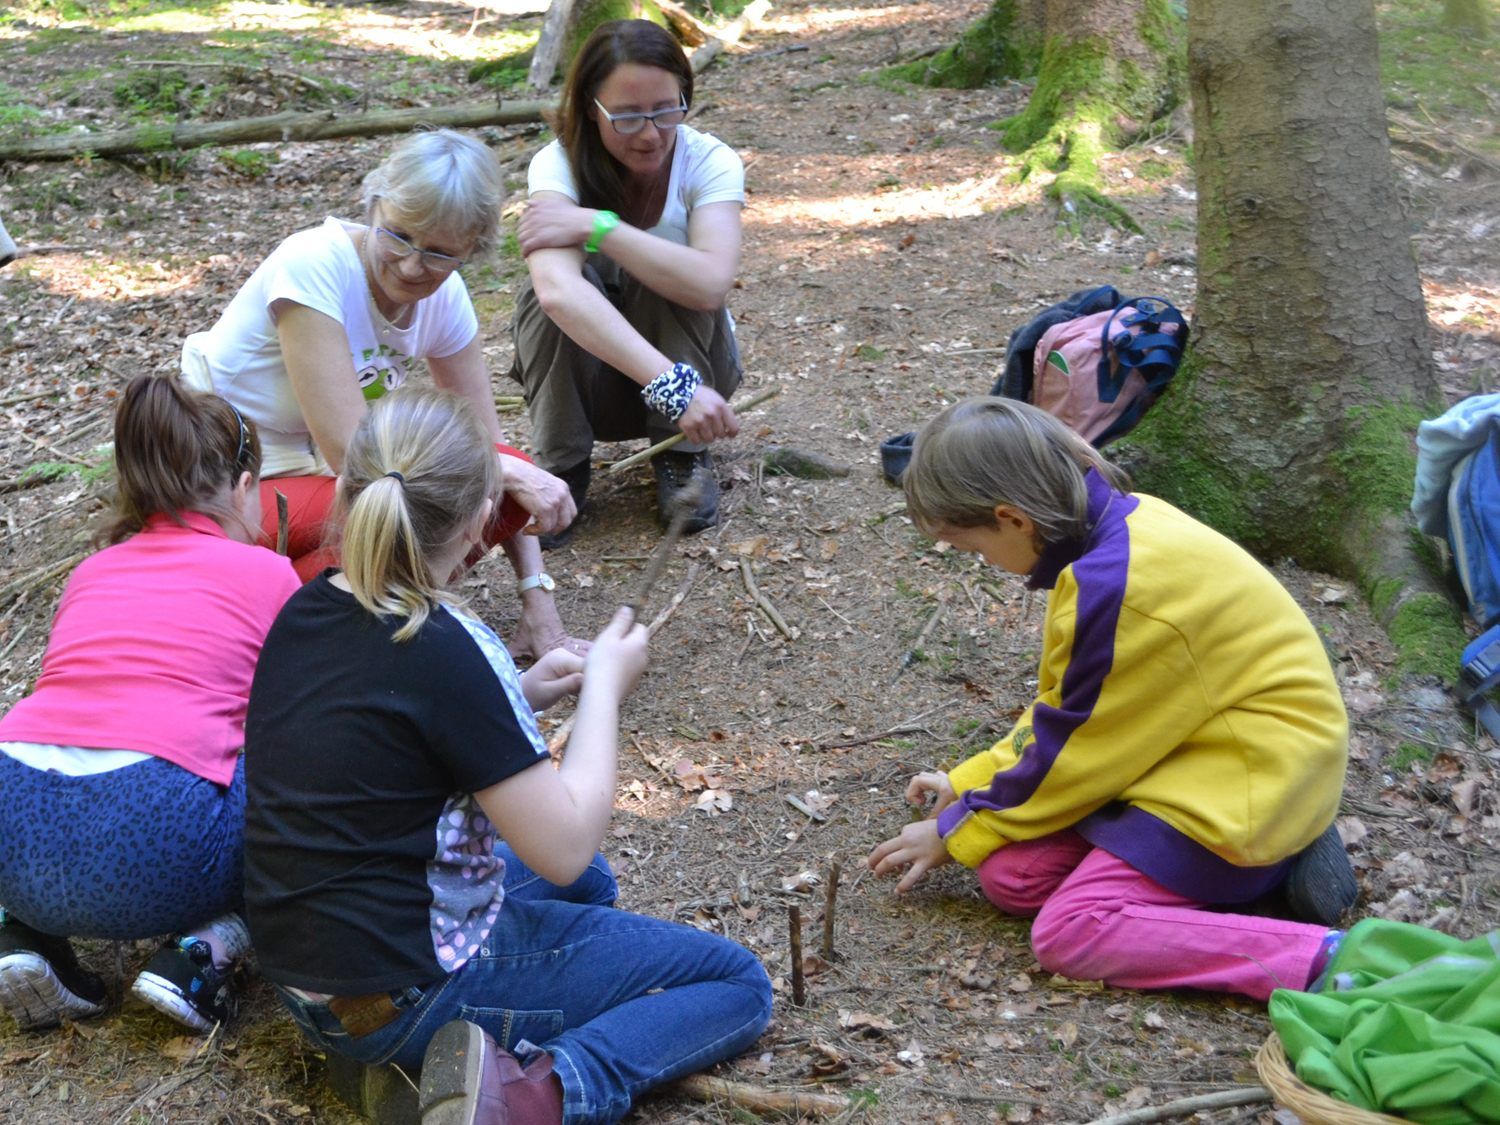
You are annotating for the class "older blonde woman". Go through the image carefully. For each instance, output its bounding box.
[182,129,582,659]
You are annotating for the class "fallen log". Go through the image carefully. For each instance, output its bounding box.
[0,99,557,164]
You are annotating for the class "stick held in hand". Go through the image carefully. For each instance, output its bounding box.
[626,476,704,617]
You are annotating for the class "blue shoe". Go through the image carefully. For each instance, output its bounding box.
[0,910,107,1031]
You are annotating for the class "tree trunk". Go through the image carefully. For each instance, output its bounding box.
[1004,0,1183,230]
[1442,0,1490,37]
[528,0,578,91]
[561,0,668,77]
[1130,0,1463,674]
[885,0,1045,89]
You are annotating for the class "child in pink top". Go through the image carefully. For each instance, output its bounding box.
[0,376,299,1035]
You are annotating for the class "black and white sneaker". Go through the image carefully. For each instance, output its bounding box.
[0,910,108,1031]
[131,937,234,1033]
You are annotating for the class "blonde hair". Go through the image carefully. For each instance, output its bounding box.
[337,388,498,642]
[903,398,1130,544]
[360,128,503,254]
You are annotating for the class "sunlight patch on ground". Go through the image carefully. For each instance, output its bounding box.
[748,172,1027,233]
[10,255,203,304]
[761,1,963,36]
[113,1,330,35]
[1426,281,1500,336]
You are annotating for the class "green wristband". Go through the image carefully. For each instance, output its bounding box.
[584,209,619,254]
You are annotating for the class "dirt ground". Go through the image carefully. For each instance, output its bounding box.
[1,1,1499,1122]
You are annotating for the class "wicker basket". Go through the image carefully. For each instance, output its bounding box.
[1254,1035,1408,1124]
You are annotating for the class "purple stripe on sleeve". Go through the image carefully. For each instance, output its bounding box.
[938,474,1139,833]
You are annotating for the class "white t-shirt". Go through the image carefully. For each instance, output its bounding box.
[180,217,478,478]
[526,125,744,247]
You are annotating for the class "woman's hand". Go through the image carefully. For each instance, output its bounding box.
[583,607,649,703]
[520,645,587,711]
[905,771,958,815]
[867,819,954,893]
[501,454,576,536]
[677,385,740,446]
[518,198,594,258]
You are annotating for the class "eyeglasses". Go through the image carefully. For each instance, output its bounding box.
[592,97,688,136]
[374,226,466,274]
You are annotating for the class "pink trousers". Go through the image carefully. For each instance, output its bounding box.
[977,831,1327,1001]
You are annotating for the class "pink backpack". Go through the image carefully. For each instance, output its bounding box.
[1028,296,1187,447]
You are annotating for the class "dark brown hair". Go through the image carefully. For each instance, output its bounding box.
[557,19,692,224]
[104,375,262,545]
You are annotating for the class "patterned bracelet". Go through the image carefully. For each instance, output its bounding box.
[641,363,702,422]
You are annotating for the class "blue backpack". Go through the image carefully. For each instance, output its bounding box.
[1413,396,1500,736]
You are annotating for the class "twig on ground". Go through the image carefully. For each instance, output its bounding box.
[822,859,841,962]
[607,386,781,474]
[0,622,31,665]
[0,389,64,409]
[740,557,797,639]
[1083,1086,1272,1125]
[0,552,85,612]
[893,603,943,681]
[647,562,702,638]
[789,903,806,1006]
[673,1073,848,1116]
[785,792,826,822]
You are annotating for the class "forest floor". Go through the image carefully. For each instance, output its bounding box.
[1,1,1499,1122]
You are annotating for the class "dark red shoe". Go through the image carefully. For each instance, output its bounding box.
[418,1019,563,1125]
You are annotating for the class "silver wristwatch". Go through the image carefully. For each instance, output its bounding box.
[516,572,556,595]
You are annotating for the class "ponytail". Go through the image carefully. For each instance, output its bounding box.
[105,374,261,545]
[337,388,497,642]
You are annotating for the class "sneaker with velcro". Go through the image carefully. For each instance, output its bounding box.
[131,937,233,1033]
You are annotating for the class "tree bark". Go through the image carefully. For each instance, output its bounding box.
[885,0,1045,88]
[1004,0,1183,230]
[528,0,578,91]
[1130,0,1463,673]
[0,100,556,163]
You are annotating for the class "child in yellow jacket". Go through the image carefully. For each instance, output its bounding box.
[869,398,1354,1001]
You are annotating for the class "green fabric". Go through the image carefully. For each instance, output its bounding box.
[1268,918,1500,1124]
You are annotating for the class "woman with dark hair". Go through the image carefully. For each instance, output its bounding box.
[0,376,300,1035]
[513,19,745,544]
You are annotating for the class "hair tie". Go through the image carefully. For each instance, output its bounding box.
[384,470,406,484]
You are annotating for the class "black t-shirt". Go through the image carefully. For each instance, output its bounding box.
[243,575,548,994]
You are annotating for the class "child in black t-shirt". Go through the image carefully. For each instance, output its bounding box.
[244,387,771,1125]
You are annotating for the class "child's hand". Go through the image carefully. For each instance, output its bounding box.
[520,646,587,712]
[583,607,649,701]
[867,820,953,893]
[905,771,957,814]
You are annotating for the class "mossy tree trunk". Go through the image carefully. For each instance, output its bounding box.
[560,0,669,78]
[1130,0,1462,677]
[885,0,1045,89]
[1442,0,1490,37]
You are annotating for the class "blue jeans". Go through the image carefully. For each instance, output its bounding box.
[275,848,772,1125]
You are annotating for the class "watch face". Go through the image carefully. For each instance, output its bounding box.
[538,573,556,592]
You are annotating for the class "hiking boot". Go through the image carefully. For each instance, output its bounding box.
[652,450,719,534]
[1283,823,1358,927]
[538,458,591,552]
[419,1019,563,1125]
[131,936,235,1033]
[0,910,108,1031]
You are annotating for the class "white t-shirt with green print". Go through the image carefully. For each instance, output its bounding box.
[180,216,477,478]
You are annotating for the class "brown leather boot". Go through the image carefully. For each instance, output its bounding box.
[418,1019,563,1125]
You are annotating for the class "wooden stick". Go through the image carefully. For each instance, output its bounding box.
[647,562,702,638]
[274,489,290,557]
[1083,1087,1272,1125]
[893,603,942,681]
[545,713,575,762]
[739,557,796,640]
[788,904,806,1006]
[625,480,703,617]
[672,1073,848,1116]
[0,552,84,612]
[821,860,841,962]
[606,386,781,475]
